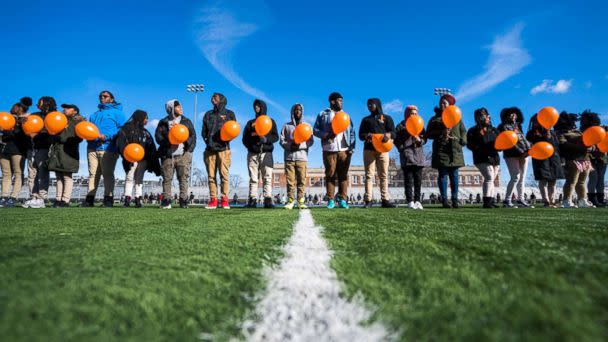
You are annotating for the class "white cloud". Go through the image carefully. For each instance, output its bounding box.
[194,3,287,115]
[455,22,531,102]
[146,119,159,130]
[382,99,404,114]
[530,79,573,95]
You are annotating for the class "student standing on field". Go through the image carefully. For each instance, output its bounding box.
[47,104,84,207]
[358,98,396,208]
[280,103,314,210]
[395,105,427,210]
[313,92,356,209]
[202,93,236,209]
[155,100,195,209]
[119,110,162,208]
[0,97,32,208]
[82,91,126,208]
[526,113,564,208]
[243,99,279,208]
[580,110,607,207]
[466,107,500,209]
[426,94,466,209]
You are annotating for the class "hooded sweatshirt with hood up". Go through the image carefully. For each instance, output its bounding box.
[280,103,314,162]
[155,99,196,159]
[202,93,236,152]
[87,102,127,153]
[242,99,279,154]
[358,98,396,152]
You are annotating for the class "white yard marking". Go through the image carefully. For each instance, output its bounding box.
[242,210,390,341]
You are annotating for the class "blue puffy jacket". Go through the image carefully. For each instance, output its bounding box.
[87,103,127,152]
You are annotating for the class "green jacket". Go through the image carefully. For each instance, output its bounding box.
[47,116,84,173]
[426,108,467,168]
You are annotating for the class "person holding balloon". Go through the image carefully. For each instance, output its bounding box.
[466,107,500,209]
[526,110,564,208]
[279,103,314,210]
[0,97,32,208]
[117,110,162,208]
[395,105,427,210]
[497,107,532,208]
[426,93,466,209]
[22,96,57,208]
[202,93,236,209]
[313,92,356,209]
[358,98,396,208]
[580,110,606,207]
[83,91,126,208]
[46,104,85,207]
[242,99,279,209]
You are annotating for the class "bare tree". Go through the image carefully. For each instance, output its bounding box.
[192,167,208,187]
[230,174,244,190]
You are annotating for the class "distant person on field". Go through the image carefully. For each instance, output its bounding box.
[243,99,279,208]
[313,92,356,209]
[280,103,314,210]
[202,93,236,209]
[155,100,196,209]
[467,107,500,208]
[396,105,427,210]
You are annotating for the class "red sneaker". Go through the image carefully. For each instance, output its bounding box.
[205,197,218,209]
[220,196,230,209]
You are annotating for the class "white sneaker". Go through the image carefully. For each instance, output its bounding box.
[577,199,596,208]
[562,200,577,208]
[28,198,46,209]
[407,201,416,209]
[22,198,34,208]
[415,201,424,210]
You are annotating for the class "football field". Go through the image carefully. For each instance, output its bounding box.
[1,206,606,341]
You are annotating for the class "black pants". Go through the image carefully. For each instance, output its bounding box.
[403,166,423,202]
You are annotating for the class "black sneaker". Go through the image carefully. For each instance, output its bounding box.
[263,197,274,209]
[179,199,189,209]
[364,200,373,208]
[442,200,451,208]
[381,200,396,208]
[134,197,142,208]
[80,196,95,207]
[52,200,63,208]
[123,196,131,207]
[102,196,113,208]
[246,197,257,208]
[451,199,459,209]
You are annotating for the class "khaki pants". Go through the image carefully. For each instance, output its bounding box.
[322,151,351,200]
[161,153,191,201]
[363,149,390,201]
[55,171,73,202]
[248,152,273,199]
[125,160,148,198]
[87,150,119,197]
[204,150,231,199]
[0,154,24,198]
[285,161,307,201]
[28,148,50,199]
[563,161,591,202]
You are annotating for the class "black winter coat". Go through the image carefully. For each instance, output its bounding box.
[526,125,564,180]
[118,123,162,176]
[155,116,196,159]
[466,125,500,165]
[202,93,236,152]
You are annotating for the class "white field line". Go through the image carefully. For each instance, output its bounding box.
[241,210,390,341]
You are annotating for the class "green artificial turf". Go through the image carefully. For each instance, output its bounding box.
[312,207,608,341]
[0,207,297,341]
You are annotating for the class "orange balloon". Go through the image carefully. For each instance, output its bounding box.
[220,120,241,141]
[331,111,351,134]
[529,142,554,160]
[537,106,559,130]
[582,126,606,147]
[75,121,100,141]
[169,124,189,145]
[597,135,608,153]
[44,111,68,135]
[405,115,424,136]
[293,123,313,144]
[494,130,519,150]
[22,115,44,135]
[371,133,393,153]
[442,105,462,129]
[0,112,16,131]
[254,115,272,137]
[123,143,145,163]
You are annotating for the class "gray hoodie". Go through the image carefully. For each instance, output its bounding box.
[280,104,314,162]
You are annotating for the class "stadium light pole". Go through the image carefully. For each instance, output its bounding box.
[187,84,205,188]
[434,88,452,96]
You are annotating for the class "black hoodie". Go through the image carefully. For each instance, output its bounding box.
[242,99,279,153]
[202,93,236,152]
[466,109,500,165]
[496,107,531,158]
[358,98,396,151]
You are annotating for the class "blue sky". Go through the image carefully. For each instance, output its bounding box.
[1,0,607,181]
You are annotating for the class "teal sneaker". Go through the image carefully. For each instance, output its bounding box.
[338,199,349,209]
[327,199,335,209]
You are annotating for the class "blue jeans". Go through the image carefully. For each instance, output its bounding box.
[438,167,459,201]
